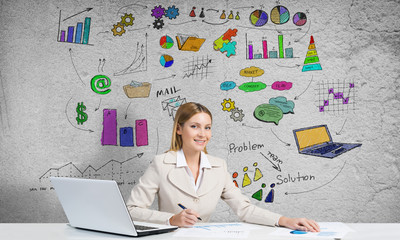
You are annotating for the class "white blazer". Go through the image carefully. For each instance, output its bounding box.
[126,151,281,226]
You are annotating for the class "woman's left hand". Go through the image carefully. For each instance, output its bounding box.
[278,216,320,232]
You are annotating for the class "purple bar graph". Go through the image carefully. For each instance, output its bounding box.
[135,119,148,146]
[101,109,117,145]
[248,45,254,59]
[60,31,66,42]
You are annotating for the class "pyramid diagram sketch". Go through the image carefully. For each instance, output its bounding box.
[302,35,322,72]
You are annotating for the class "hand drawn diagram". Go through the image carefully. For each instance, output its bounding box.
[238,66,266,92]
[183,55,213,79]
[317,79,357,113]
[293,125,362,158]
[214,28,238,57]
[101,109,148,147]
[57,9,93,45]
[162,96,187,120]
[245,33,296,60]
[111,13,135,36]
[254,97,295,125]
[38,153,145,185]
[302,35,322,72]
[221,98,245,122]
[114,34,148,76]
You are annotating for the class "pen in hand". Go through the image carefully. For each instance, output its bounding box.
[177,203,202,221]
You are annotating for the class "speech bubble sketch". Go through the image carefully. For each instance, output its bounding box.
[253,104,283,125]
[240,66,264,77]
[269,96,295,114]
[239,82,267,92]
[220,81,236,91]
[271,81,292,91]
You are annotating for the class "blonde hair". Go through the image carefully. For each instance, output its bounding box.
[168,102,212,153]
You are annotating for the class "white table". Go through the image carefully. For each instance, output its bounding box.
[0,223,399,239]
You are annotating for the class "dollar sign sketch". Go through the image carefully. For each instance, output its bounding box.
[76,102,88,125]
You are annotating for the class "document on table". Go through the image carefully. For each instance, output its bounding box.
[173,223,260,238]
[270,222,354,239]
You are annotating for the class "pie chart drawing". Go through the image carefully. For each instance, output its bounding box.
[249,10,268,27]
[293,12,307,26]
[270,6,290,25]
[160,35,174,49]
[160,55,174,68]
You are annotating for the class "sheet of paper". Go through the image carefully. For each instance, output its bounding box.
[270,222,354,239]
[173,223,260,238]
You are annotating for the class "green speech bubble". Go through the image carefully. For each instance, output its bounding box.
[269,96,295,114]
[238,82,267,92]
[253,104,283,125]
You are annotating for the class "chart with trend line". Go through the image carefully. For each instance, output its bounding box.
[39,153,145,184]
[183,55,213,79]
[57,10,93,45]
[316,79,358,114]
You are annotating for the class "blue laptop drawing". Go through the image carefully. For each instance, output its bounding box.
[293,125,361,158]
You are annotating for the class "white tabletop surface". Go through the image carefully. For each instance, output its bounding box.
[0,223,399,240]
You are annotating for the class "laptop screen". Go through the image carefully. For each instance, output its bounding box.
[295,125,331,151]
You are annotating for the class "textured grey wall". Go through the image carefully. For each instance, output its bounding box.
[0,0,399,223]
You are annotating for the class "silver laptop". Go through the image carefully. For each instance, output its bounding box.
[50,177,178,237]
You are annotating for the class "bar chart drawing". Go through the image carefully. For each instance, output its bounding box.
[57,10,93,45]
[245,33,297,60]
[102,109,148,147]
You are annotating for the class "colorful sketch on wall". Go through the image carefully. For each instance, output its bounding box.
[162,96,187,120]
[272,81,293,91]
[213,29,238,57]
[293,124,362,158]
[245,33,295,60]
[183,56,213,79]
[160,35,174,49]
[270,6,290,25]
[238,66,266,92]
[302,35,322,72]
[114,34,148,76]
[76,102,88,125]
[249,10,268,27]
[91,75,111,95]
[160,55,174,68]
[57,9,93,45]
[254,97,295,125]
[317,79,357,113]
[293,12,307,26]
[220,10,240,20]
[123,81,151,98]
[111,13,135,36]
[176,34,205,52]
[221,98,245,122]
[101,109,148,147]
[150,5,179,29]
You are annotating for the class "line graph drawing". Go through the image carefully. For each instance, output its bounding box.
[316,79,357,113]
[183,55,214,79]
[114,33,148,76]
[39,153,144,182]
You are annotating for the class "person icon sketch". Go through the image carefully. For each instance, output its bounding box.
[190,7,196,17]
[265,183,276,203]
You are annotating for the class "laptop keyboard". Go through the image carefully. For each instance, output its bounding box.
[134,225,158,231]
[310,144,342,154]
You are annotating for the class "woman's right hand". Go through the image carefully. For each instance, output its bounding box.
[169,209,200,227]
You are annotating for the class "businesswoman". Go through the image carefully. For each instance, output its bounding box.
[127,102,319,231]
